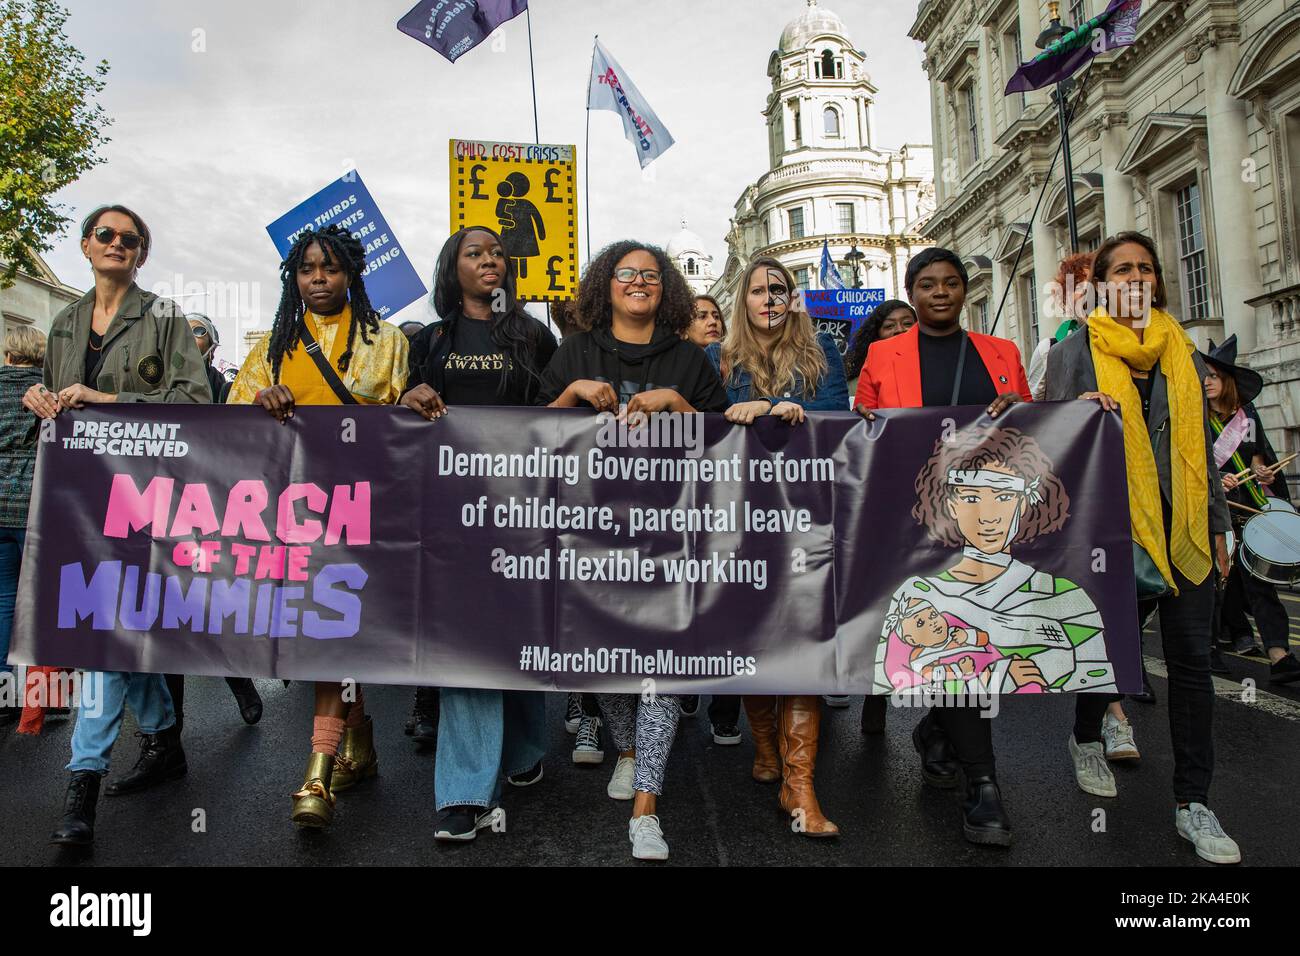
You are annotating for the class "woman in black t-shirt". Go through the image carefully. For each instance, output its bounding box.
[401,226,557,843]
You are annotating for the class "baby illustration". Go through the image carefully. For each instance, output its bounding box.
[891,595,993,687]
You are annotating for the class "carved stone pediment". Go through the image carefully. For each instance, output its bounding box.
[1117,113,1208,175]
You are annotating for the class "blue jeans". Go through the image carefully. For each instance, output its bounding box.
[0,527,24,673]
[434,688,546,810]
[68,671,176,774]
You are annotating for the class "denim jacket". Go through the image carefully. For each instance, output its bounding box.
[704,333,849,410]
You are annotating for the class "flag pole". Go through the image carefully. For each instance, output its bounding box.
[585,34,597,263]
[526,6,540,144]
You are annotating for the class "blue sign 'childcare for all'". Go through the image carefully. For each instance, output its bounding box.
[266,173,427,319]
[802,289,887,356]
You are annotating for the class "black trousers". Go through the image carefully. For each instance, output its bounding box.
[1219,562,1289,650]
[164,673,250,735]
[920,706,994,779]
[1075,564,1215,804]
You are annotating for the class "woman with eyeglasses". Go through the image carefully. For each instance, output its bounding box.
[537,240,728,861]
[25,204,209,848]
[704,255,847,838]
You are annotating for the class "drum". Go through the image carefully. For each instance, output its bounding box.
[1239,509,1300,585]
[1260,496,1297,514]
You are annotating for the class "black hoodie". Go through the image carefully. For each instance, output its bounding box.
[535,324,728,411]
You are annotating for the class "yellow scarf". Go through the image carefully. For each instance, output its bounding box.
[278,306,353,406]
[1087,306,1210,590]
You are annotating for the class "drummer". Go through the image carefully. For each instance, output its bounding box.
[1203,336,1300,684]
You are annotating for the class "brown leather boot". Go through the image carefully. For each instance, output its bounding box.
[777,695,839,837]
[743,696,781,783]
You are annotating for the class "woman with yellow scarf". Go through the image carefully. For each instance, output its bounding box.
[1046,231,1237,864]
[229,224,408,829]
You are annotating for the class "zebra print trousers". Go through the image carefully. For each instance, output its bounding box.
[596,693,680,795]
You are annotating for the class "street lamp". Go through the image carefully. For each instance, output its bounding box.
[1037,1,1079,253]
[843,244,864,289]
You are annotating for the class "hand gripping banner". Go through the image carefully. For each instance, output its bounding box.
[11,403,1140,695]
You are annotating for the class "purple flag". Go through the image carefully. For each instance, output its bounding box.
[1004,0,1141,94]
[397,0,528,64]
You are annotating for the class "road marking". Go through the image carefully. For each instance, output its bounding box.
[1144,656,1300,723]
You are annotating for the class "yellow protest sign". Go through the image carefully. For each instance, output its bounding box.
[449,139,578,302]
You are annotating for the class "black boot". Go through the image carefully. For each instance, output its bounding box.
[1209,646,1231,675]
[225,677,263,725]
[861,695,888,735]
[962,775,1012,847]
[405,686,439,744]
[911,716,957,789]
[104,726,187,796]
[50,771,101,846]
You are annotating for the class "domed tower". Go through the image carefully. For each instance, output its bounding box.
[666,219,716,294]
[765,0,876,168]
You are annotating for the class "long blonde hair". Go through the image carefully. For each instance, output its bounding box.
[720,257,826,399]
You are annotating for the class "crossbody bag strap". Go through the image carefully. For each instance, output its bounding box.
[299,322,358,405]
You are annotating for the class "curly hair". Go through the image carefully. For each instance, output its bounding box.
[268,224,380,383]
[843,299,915,379]
[911,426,1070,548]
[576,240,694,335]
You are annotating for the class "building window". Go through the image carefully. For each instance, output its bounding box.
[1005,26,1027,116]
[1023,271,1039,342]
[1175,181,1209,320]
[824,106,840,137]
[685,257,697,276]
[795,267,812,292]
[838,264,854,287]
[964,83,980,164]
[836,203,854,234]
[791,101,802,144]
[814,50,842,79]
[1069,0,1087,27]
[971,299,988,334]
[789,207,805,240]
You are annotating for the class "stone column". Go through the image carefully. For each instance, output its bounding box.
[1099,119,1134,235]
[1202,38,1260,349]
[1017,0,1050,112]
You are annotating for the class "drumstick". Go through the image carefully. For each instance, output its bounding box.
[1227,500,1263,516]
[1266,451,1299,474]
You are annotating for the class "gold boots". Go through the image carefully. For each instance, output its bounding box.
[743,696,782,783]
[291,752,336,828]
[777,695,839,837]
[331,715,379,791]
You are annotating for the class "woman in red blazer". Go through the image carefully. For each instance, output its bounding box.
[854,247,1030,848]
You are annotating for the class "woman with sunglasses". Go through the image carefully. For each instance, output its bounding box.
[537,240,728,861]
[705,255,847,838]
[26,204,209,848]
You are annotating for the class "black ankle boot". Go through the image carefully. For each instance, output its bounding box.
[912,718,958,789]
[861,695,888,735]
[962,775,1013,846]
[50,771,101,846]
[104,726,187,796]
[406,686,439,744]
[226,677,263,725]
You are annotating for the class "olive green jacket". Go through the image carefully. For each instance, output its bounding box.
[44,284,210,403]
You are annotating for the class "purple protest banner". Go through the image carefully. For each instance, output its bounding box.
[11,403,1140,696]
[1004,0,1142,94]
[397,0,528,63]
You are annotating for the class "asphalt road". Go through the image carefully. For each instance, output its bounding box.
[2,610,1297,867]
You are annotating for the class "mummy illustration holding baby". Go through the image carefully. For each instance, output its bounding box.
[875,426,1117,696]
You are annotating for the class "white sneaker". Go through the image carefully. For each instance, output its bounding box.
[822,695,850,708]
[606,755,635,800]
[1102,712,1140,761]
[1176,803,1241,864]
[629,814,669,861]
[1069,735,1117,797]
[573,715,605,765]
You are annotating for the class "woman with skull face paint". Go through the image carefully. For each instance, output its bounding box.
[854,247,1031,848]
[702,256,847,838]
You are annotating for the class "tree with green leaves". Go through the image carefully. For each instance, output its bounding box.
[0,0,110,288]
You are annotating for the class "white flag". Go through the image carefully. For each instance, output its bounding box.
[587,39,675,168]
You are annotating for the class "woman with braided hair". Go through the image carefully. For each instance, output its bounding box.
[229,223,408,829]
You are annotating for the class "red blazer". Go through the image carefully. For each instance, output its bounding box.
[854,324,1032,411]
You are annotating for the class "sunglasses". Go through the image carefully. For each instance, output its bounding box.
[92,226,144,250]
[613,267,661,285]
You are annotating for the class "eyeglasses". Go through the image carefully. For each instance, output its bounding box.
[93,226,143,250]
[613,267,661,285]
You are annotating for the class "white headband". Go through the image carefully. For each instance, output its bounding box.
[947,469,1043,505]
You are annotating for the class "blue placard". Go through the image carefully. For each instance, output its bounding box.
[266,173,427,320]
[802,289,887,324]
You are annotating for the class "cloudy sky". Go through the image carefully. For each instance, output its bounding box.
[45,0,932,359]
